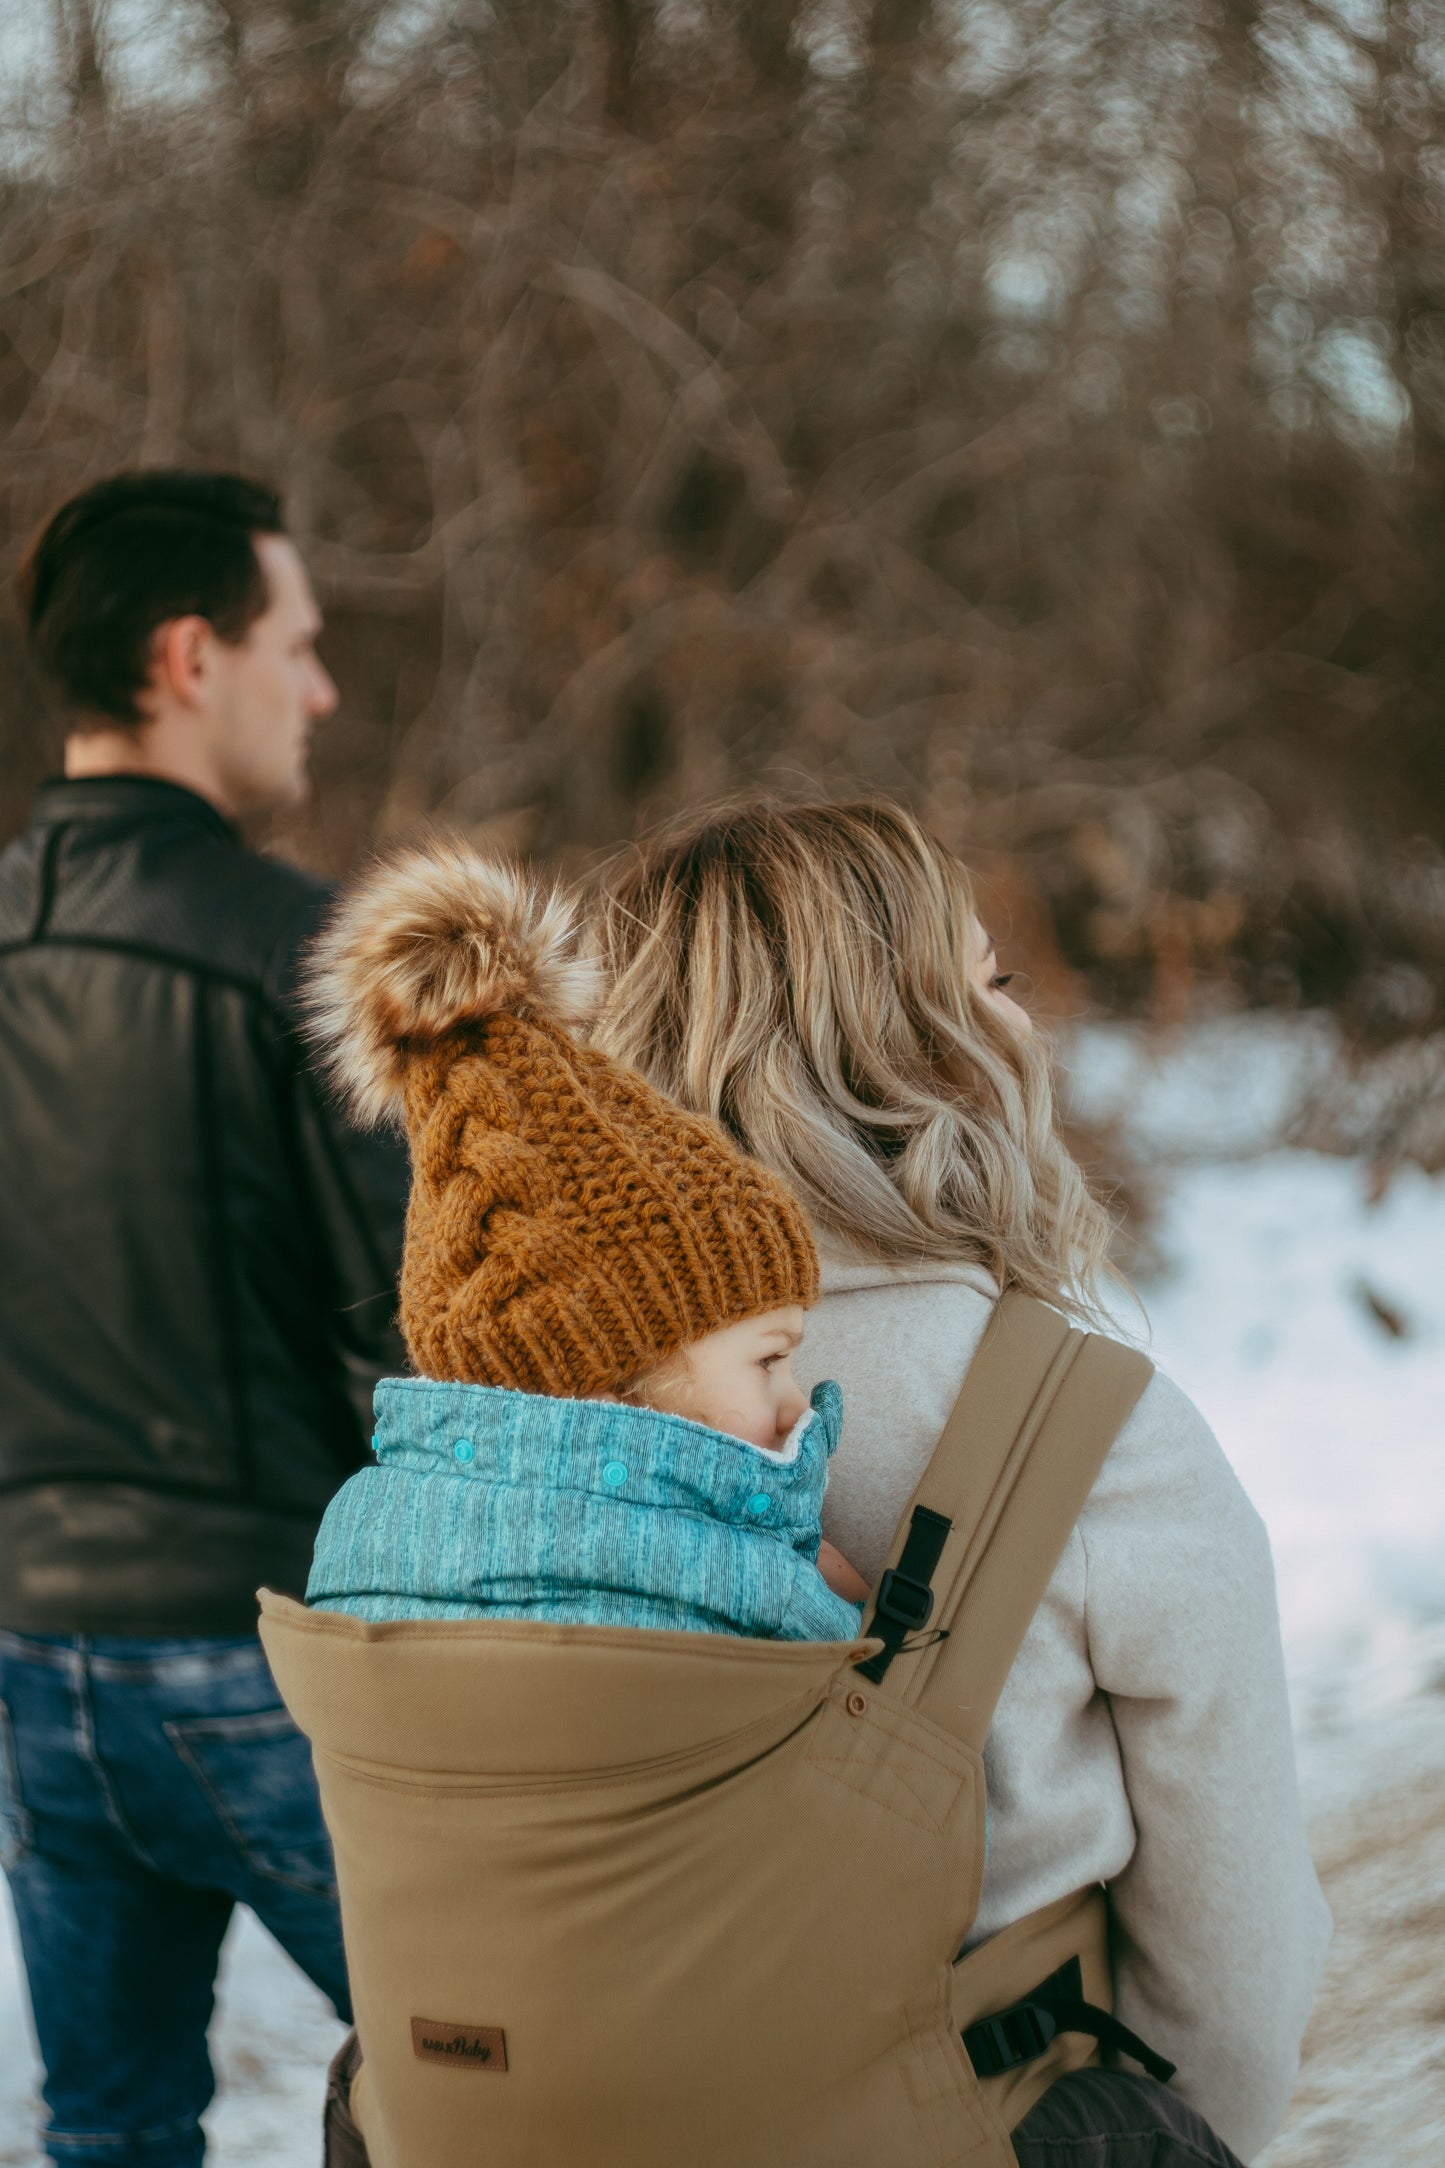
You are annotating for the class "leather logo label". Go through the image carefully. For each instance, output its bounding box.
[411,2018,508,2071]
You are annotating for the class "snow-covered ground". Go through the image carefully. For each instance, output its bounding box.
[3,1020,1443,2163]
[1066,1019,1445,1741]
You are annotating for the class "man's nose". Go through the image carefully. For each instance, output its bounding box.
[309,658,339,717]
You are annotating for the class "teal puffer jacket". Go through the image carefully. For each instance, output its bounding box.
[306,1375,864,1643]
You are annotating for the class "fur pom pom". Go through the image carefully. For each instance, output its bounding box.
[303,840,599,1125]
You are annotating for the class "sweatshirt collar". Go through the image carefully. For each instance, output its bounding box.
[29,774,239,843]
[817,1238,999,1301]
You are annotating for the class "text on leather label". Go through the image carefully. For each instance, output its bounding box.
[410,2019,508,2071]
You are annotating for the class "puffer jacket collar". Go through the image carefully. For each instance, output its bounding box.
[367,1372,843,1541]
[306,1375,864,1642]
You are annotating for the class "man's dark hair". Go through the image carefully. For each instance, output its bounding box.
[18,469,286,724]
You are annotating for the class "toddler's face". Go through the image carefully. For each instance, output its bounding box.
[635,1306,809,1453]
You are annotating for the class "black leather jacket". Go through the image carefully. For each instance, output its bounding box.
[0,776,408,1633]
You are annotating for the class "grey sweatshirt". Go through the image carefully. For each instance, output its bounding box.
[797,1251,1331,2164]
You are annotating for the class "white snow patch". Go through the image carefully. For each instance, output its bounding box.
[1061,1011,1341,1161]
[1129,1150,1445,1723]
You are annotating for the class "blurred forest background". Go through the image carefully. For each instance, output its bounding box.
[0,0,1442,1167]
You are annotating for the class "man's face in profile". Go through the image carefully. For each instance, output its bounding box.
[209,534,338,815]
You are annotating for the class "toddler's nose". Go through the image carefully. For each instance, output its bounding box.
[775,1381,808,1443]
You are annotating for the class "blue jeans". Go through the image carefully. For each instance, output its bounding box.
[0,1630,349,2167]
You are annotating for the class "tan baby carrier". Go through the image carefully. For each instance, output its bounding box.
[261,1293,1170,2168]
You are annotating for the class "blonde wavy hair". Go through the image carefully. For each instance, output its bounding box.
[590,799,1119,1323]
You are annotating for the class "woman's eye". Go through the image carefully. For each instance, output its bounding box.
[991,972,1015,990]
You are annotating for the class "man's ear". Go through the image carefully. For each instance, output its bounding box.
[147,614,217,714]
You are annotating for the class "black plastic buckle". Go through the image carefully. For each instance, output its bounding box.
[872,1566,935,1632]
[964,2001,1057,2079]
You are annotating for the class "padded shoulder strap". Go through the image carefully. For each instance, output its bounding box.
[857,1291,1151,1752]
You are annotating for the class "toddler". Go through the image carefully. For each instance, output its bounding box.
[301,842,867,1638]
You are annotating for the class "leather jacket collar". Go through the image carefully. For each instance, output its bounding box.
[30,773,238,842]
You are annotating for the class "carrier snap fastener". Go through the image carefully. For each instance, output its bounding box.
[745,1492,771,1518]
[452,1439,474,1463]
[846,1691,868,1717]
[602,1460,629,1487]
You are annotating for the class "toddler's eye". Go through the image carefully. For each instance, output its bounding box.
[759,1353,781,1372]
[991,972,1015,990]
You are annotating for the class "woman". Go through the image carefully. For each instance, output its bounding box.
[591,798,1330,2167]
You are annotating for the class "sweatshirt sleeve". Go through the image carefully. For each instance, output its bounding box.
[1079,1370,1332,2162]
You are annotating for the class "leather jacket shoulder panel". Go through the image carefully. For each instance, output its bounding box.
[0,778,333,1015]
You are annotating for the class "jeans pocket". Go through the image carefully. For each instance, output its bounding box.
[165,1705,337,1897]
[0,1699,32,1869]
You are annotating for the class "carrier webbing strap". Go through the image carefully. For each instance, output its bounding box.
[961,1957,1177,2085]
[857,1292,1152,1752]
[853,1506,951,1683]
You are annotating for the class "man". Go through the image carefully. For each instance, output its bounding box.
[0,471,408,2168]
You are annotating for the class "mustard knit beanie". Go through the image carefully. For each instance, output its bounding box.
[304,841,819,1399]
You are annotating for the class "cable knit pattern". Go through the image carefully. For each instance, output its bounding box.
[307,1376,863,1643]
[304,844,819,1397]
